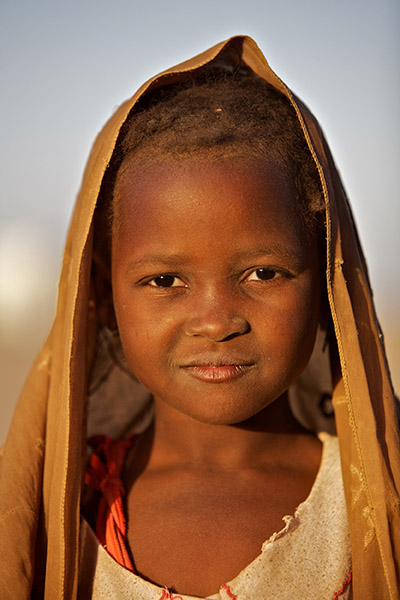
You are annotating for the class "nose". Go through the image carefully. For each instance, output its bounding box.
[184,295,250,342]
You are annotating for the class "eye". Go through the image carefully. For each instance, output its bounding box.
[147,274,186,288]
[246,268,278,282]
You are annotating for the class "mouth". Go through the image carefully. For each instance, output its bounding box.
[180,359,255,383]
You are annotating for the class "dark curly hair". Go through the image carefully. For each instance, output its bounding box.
[101,62,324,240]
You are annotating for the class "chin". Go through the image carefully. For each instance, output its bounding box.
[172,398,269,427]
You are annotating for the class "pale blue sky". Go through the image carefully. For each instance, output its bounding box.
[0,0,399,440]
[1,0,399,325]
[1,0,399,275]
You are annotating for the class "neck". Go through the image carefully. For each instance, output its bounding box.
[144,394,311,470]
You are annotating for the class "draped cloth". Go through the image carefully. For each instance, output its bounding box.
[0,36,399,599]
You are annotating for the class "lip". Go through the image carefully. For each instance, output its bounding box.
[180,359,255,383]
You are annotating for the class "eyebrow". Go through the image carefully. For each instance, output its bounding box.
[235,246,301,263]
[126,254,191,272]
[126,246,301,273]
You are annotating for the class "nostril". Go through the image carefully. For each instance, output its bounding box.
[185,314,250,341]
[220,328,250,342]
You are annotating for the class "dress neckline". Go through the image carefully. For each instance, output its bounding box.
[83,432,337,599]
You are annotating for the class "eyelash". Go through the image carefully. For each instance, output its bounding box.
[147,274,186,288]
[144,267,289,289]
[245,267,281,282]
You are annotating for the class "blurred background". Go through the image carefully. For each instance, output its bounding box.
[1,0,399,445]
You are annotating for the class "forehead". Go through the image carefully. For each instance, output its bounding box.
[111,156,318,274]
[113,155,301,234]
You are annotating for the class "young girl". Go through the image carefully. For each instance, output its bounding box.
[0,36,399,600]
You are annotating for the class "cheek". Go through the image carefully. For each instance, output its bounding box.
[113,292,175,377]
[286,279,321,362]
[259,276,320,367]
[116,316,157,385]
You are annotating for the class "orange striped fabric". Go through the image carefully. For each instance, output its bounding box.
[85,435,134,571]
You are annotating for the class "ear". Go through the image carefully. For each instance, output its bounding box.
[92,248,118,330]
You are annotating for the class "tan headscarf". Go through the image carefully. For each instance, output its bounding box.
[0,36,399,600]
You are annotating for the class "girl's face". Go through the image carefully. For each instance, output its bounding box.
[111,156,321,425]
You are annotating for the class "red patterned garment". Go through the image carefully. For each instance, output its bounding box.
[85,435,135,571]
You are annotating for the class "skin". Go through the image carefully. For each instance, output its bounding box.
[111,155,323,595]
